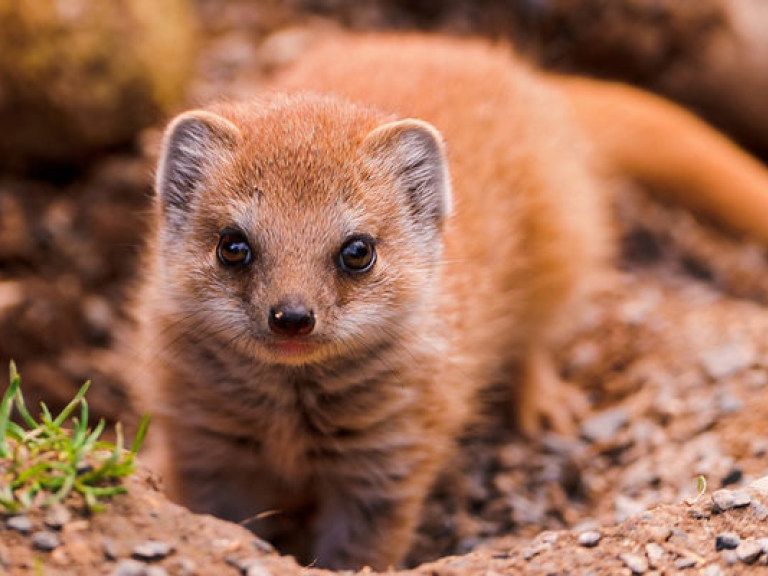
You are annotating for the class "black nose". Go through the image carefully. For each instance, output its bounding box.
[268,302,315,336]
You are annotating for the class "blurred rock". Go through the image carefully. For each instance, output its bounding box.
[0,0,197,172]
[0,281,23,316]
[700,340,756,380]
[296,0,768,160]
[0,192,31,258]
[580,407,628,445]
[520,0,768,161]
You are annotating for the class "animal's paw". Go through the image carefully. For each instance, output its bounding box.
[517,347,589,438]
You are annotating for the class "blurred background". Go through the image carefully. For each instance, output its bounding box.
[2,0,768,564]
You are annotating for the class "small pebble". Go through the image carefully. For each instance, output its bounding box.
[717,392,744,414]
[146,567,169,576]
[580,407,628,444]
[644,542,664,567]
[132,540,175,561]
[50,547,69,566]
[246,561,273,576]
[81,295,114,343]
[674,556,698,569]
[31,530,60,552]
[647,526,671,543]
[522,547,542,561]
[226,556,272,576]
[0,281,23,314]
[62,519,89,534]
[578,531,602,548]
[750,475,768,494]
[751,438,768,457]
[619,290,660,325]
[722,550,739,565]
[464,470,489,503]
[44,504,72,530]
[716,532,741,550]
[712,491,735,511]
[534,531,559,545]
[712,489,751,512]
[568,340,601,369]
[668,528,691,545]
[619,552,648,574]
[103,538,120,561]
[737,540,763,564]
[252,538,275,554]
[6,515,32,534]
[175,557,197,576]
[614,494,646,522]
[114,559,147,576]
[226,555,254,571]
[751,501,768,521]
[214,538,243,553]
[704,565,723,576]
[700,341,756,380]
[744,369,768,389]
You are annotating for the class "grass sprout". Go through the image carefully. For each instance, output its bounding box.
[684,474,708,506]
[0,361,149,513]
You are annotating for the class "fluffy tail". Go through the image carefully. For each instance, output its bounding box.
[556,75,768,244]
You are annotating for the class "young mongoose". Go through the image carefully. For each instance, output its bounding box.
[130,34,768,570]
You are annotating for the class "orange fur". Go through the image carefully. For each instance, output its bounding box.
[557,75,768,244]
[129,34,768,570]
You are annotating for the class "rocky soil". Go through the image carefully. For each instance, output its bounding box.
[2,1,768,575]
[4,468,768,575]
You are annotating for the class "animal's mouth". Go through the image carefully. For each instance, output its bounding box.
[263,337,323,363]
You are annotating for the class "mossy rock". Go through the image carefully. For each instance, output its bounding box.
[0,0,197,171]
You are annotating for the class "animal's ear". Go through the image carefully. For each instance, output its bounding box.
[362,119,452,230]
[155,110,241,223]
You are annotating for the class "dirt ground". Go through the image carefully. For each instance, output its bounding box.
[3,1,768,575]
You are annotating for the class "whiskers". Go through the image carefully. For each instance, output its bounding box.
[129,287,480,416]
[130,301,254,383]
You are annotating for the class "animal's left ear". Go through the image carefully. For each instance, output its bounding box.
[155,110,241,226]
[362,119,452,230]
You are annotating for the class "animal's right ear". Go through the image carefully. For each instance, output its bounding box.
[361,118,452,233]
[156,110,241,223]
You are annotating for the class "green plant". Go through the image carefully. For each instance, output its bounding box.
[0,361,149,513]
[684,474,708,506]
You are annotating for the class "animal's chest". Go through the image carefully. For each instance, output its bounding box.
[256,374,416,479]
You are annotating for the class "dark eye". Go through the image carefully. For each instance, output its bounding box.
[338,235,376,273]
[217,229,252,266]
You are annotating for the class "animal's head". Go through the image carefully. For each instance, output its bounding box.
[152,94,452,366]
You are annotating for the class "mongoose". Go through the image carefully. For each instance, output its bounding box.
[130,34,768,570]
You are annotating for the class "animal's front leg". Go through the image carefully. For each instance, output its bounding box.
[517,344,590,436]
[311,482,427,571]
[308,434,450,572]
